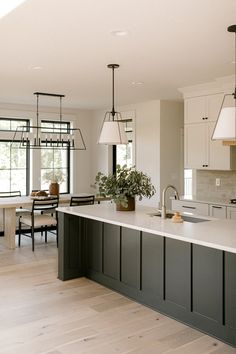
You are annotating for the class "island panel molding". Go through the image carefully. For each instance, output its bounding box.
[57,204,236,347]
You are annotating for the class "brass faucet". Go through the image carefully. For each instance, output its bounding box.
[161,185,180,219]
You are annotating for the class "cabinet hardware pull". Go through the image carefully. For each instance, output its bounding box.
[182,206,196,209]
[212,206,222,209]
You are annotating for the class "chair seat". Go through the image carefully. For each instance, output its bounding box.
[21,214,57,227]
[16,208,31,216]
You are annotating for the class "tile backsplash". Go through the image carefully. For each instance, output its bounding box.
[196,170,236,200]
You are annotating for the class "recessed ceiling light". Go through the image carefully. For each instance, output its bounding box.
[29,65,43,70]
[0,0,27,18]
[110,30,128,37]
[131,81,144,86]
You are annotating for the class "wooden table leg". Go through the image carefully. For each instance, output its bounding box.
[3,208,16,249]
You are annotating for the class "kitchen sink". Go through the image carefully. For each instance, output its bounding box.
[149,211,209,223]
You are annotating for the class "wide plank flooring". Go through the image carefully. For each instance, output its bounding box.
[0,234,235,354]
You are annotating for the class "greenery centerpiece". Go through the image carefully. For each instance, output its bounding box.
[95,165,156,211]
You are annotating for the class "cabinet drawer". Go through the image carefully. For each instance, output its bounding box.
[209,205,226,219]
[227,206,236,220]
[172,200,209,216]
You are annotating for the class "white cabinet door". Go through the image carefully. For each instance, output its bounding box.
[185,122,236,170]
[184,96,206,124]
[227,206,236,219]
[209,204,227,219]
[184,93,223,124]
[208,122,232,170]
[184,124,208,169]
[207,93,224,122]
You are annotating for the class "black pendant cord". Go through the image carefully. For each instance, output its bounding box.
[111,66,115,118]
[60,96,62,123]
[234,31,236,99]
[228,25,236,99]
[59,96,62,141]
[36,93,39,144]
[108,64,119,120]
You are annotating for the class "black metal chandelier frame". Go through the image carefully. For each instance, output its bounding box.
[11,92,86,150]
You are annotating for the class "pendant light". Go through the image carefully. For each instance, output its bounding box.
[11,92,86,150]
[212,25,236,142]
[98,64,128,145]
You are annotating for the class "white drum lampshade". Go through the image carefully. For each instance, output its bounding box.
[212,106,236,140]
[98,121,128,145]
[212,25,236,142]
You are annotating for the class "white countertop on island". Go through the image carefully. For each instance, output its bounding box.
[57,203,236,254]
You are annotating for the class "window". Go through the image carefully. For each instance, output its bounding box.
[40,121,70,193]
[0,118,30,195]
[0,117,29,132]
[41,120,70,134]
[184,169,192,197]
[113,119,133,172]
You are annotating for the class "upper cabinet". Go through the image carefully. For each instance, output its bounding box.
[184,93,224,124]
[184,92,236,170]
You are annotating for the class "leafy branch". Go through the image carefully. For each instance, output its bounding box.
[95,165,156,207]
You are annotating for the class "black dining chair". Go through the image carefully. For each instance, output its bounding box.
[18,197,59,251]
[0,191,21,197]
[70,195,95,206]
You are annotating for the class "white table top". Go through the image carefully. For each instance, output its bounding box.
[0,194,71,208]
[0,193,110,209]
[57,203,236,254]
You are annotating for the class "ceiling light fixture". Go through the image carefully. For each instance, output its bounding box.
[11,92,86,150]
[0,0,26,18]
[212,25,236,143]
[98,64,128,145]
[110,30,128,37]
[131,81,144,86]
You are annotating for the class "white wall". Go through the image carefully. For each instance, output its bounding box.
[118,101,160,207]
[90,109,111,184]
[160,101,184,208]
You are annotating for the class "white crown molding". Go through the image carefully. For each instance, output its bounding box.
[179,75,234,98]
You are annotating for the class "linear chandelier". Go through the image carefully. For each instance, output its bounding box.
[98,64,128,145]
[212,25,236,143]
[11,92,86,150]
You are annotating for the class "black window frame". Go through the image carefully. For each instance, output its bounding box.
[0,117,30,132]
[112,119,133,174]
[0,139,30,196]
[40,120,71,194]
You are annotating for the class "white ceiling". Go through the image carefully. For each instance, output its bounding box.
[0,0,235,109]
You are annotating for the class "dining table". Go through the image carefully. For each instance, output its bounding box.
[0,194,110,249]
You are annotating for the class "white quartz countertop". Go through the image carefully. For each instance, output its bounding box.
[57,203,236,254]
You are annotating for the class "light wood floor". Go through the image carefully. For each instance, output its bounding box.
[0,234,235,354]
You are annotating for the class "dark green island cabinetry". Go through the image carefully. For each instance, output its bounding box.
[58,211,236,347]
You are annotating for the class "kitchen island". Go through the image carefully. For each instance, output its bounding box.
[57,203,236,347]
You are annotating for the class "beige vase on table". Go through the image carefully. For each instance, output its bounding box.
[49,182,59,196]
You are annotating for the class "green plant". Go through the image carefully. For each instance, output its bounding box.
[95,165,156,207]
